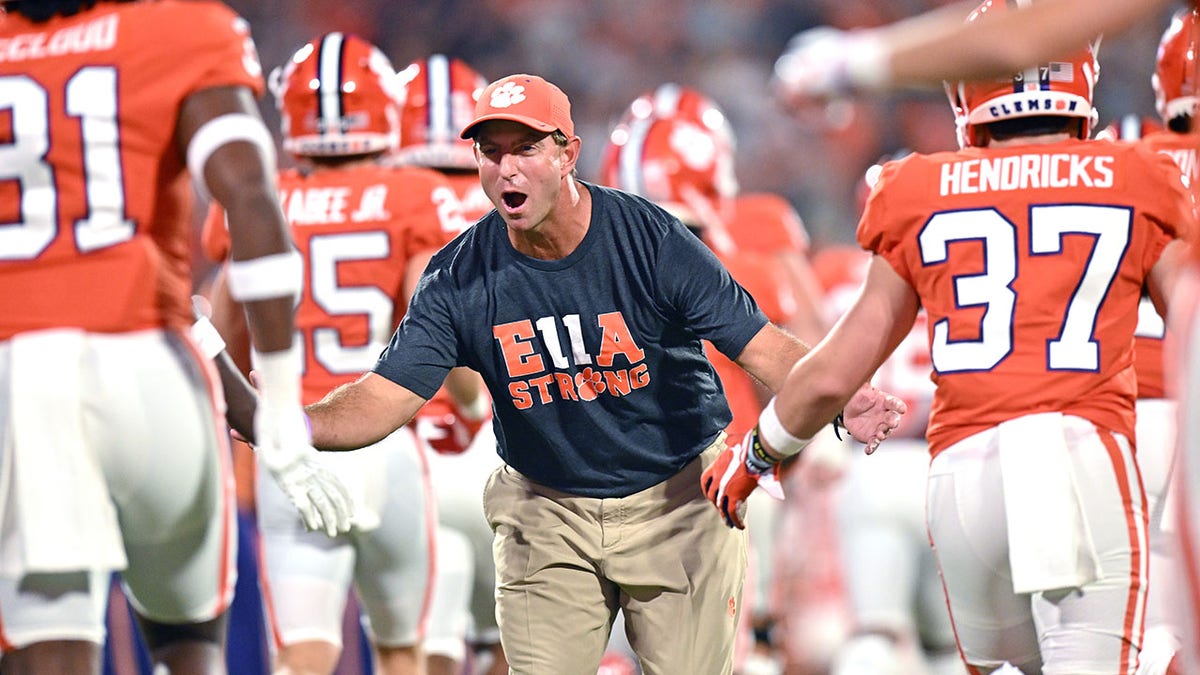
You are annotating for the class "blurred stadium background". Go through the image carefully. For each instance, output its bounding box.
[224,0,1174,252]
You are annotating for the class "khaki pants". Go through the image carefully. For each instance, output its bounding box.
[483,436,746,675]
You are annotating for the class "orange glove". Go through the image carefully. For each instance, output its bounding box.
[701,426,785,529]
[415,397,489,455]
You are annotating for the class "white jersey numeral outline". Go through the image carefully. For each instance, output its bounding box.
[308,230,394,374]
[0,68,134,260]
[918,204,1130,374]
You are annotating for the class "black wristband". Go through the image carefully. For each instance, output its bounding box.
[745,426,782,475]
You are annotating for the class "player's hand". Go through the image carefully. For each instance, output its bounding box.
[841,382,907,455]
[414,398,488,455]
[773,27,856,107]
[254,399,354,537]
[701,427,785,530]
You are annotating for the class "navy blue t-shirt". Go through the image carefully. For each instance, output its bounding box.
[374,183,768,497]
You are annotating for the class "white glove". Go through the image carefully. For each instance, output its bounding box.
[773,27,889,103]
[253,348,354,537]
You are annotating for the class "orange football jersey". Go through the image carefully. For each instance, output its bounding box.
[859,140,1193,454]
[0,0,263,339]
[1133,129,1200,398]
[727,192,810,256]
[203,163,455,405]
[1138,128,1200,214]
[442,170,493,227]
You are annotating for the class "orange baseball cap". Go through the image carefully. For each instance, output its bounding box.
[459,73,575,139]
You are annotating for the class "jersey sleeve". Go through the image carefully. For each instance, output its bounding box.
[856,157,917,285]
[732,193,810,254]
[1130,145,1196,271]
[657,224,768,360]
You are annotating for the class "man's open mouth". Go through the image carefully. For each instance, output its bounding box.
[502,191,527,209]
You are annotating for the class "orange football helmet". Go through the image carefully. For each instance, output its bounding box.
[270,32,400,158]
[618,83,736,156]
[945,0,1099,148]
[1153,9,1200,124]
[599,113,738,235]
[394,54,488,169]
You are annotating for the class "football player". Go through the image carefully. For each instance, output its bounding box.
[0,1,350,673]
[202,33,465,675]
[710,2,1195,671]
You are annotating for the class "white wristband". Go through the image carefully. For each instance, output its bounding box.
[227,250,303,302]
[457,393,490,422]
[190,315,226,360]
[251,344,303,407]
[758,399,811,457]
[187,112,277,200]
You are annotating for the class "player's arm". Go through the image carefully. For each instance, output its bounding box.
[177,85,352,536]
[769,255,918,450]
[886,0,1159,84]
[1149,239,1189,319]
[178,86,296,354]
[775,0,1170,102]
[702,255,915,528]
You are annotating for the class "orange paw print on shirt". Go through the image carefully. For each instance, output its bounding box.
[575,367,606,401]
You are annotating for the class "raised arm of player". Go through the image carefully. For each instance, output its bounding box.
[703,292,910,528]
[775,0,1174,103]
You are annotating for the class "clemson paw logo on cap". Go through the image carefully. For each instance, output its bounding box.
[489,82,526,108]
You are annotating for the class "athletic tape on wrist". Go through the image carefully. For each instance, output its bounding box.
[251,344,303,407]
[186,113,277,200]
[758,399,811,457]
[227,250,303,302]
[457,394,490,422]
[190,315,226,360]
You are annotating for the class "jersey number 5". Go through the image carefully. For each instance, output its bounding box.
[919,204,1131,374]
[0,68,134,261]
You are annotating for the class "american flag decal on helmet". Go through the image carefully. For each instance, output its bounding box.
[1046,62,1074,83]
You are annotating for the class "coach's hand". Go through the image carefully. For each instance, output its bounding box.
[701,427,785,529]
[255,399,354,537]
